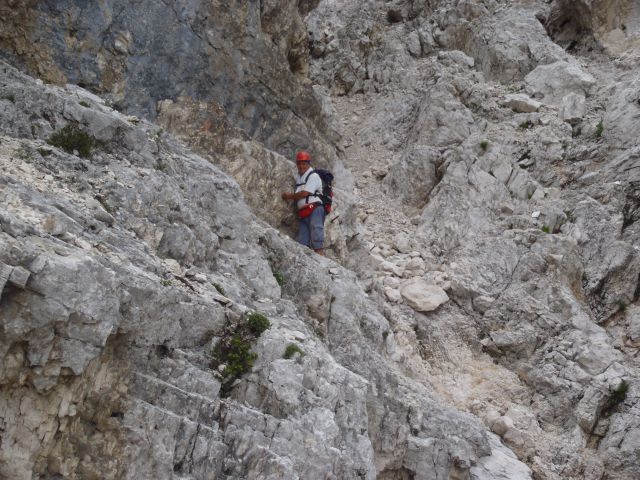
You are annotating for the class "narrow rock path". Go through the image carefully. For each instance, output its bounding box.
[333,94,415,254]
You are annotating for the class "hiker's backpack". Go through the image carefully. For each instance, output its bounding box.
[313,168,334,214]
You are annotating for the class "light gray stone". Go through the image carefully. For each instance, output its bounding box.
[503,94,542,113]
[561,93,586,124]
[400,280,449,312]
[525,61,596,104]
[8,266,30,288]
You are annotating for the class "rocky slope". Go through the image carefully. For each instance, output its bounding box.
[1,0,640,479]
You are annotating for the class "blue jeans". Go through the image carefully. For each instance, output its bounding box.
[297,206,325,250]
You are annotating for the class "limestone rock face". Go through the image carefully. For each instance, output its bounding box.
[0,0,330,161]
[547,0,640,56]
[433,5,568,83]
[525,61,596,104]
[3,0,640,479]
[0,59,524,480]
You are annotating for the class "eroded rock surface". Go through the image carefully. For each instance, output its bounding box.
[2,0,640,479]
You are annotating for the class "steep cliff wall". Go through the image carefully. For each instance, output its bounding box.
[0,0,334,160]
[1,0,640,479]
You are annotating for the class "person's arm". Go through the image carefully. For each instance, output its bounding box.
[282,190,312,201]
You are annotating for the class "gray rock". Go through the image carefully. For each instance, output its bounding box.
[525,61,596,104]
[8,266,30,288]
[561,93,586,124]
[471,434,533,480]
[503,94,542,113]
[400,280,449,312]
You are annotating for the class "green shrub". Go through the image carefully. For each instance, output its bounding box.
[613,380,629,403]
[519,120,533,130]
[480,140,489,151]
[247,312,271,335]
[2,93,15,103]
[618,301,627,312]
[79,100,90,108]
[601,379,630,417]
[219,335,257,378]
[595,121,604,138]
[212,282,226,296]
[37,147,53,157]
[47,125,97,158]
[283,343,305,359]
[273,270,286,286]
[541,226,550,234]
[160,279,172,287]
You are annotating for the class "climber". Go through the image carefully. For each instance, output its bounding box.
[281,150,325,254]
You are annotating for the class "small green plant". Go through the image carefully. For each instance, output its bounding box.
[2,93,15,103]
[612,380,629,403]
[211,311,271,396]
[273,270,286,287]
[79,100,90,108]
[519,120,533,130]
[541,225,551,234]
[601,379,630,418]
[17,146,33,161]
[212,282,226,296]
[480,140,489,151]
[618,301,627,312]
[47,125,97,158]
[564,209,575,223]
[283,343,305,359]
[218,335,258,379]
[595,121,604,138]
[507,84,521,93]
[247,312,271,335]
[160,278,172,287]
[37,147,53,156]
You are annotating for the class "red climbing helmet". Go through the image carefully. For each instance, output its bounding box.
[296,151,312,163]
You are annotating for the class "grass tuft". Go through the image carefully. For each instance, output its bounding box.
[47,125,97,158]
[212,282,226,296]
[595,121,604,138]
[283,343,305,359]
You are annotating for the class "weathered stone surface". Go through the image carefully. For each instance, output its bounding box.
[525,61,596,104]
[561,93,586,124]
[603,72,640,149]
[503,94,542,113]
[0,0,335,163]
[435,6,568,83]
[8,266,30,288]
[400,280,449,312]
[3,0,640,479]
[0,58,519,480]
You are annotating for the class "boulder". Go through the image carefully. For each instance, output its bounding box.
[503,94,541,113]
[400,280,449,312]
[525,61,595,104]
[560,93,586,124]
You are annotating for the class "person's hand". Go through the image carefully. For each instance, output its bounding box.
[282,192,292,201]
